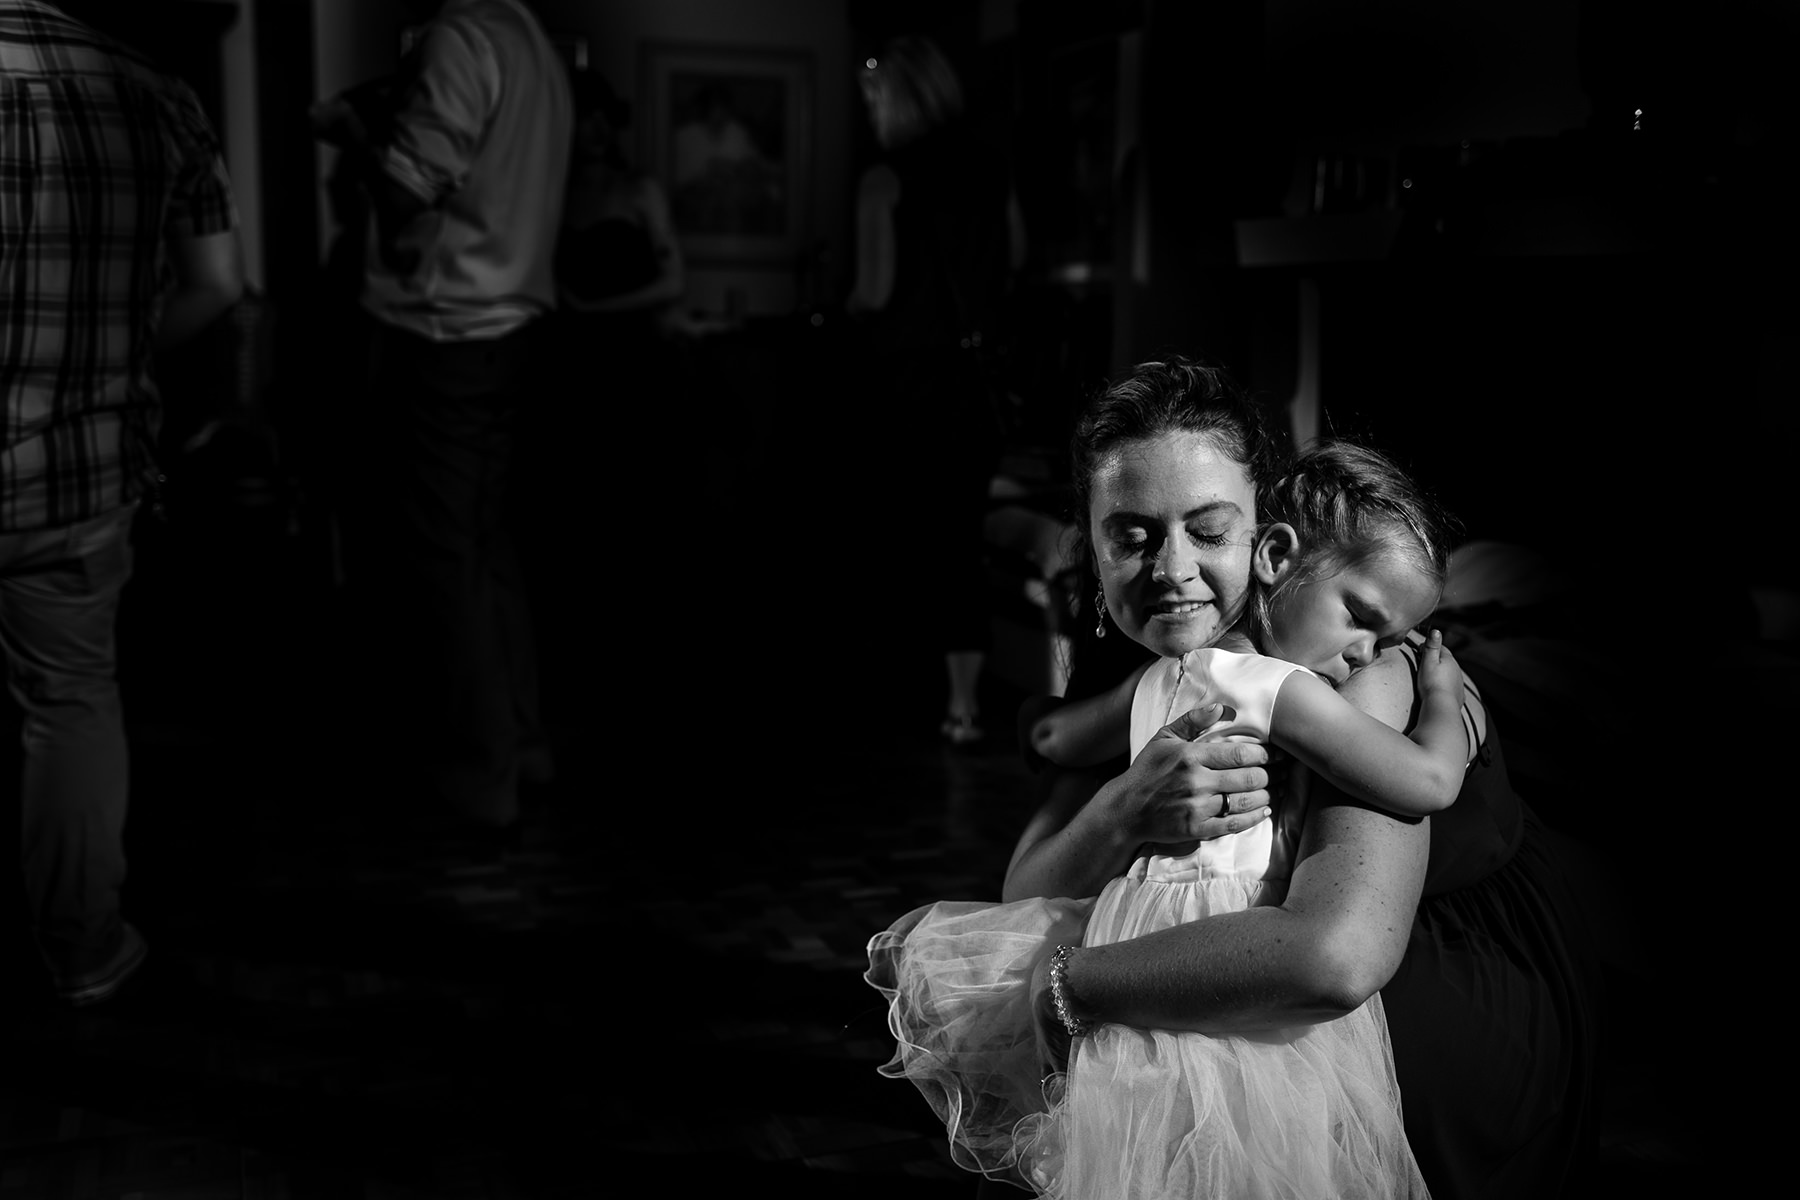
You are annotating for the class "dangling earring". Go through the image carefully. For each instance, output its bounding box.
[1094,587,1107,638]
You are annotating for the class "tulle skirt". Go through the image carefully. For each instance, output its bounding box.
[866,873,1429,1198]
[865,896,1094,1187]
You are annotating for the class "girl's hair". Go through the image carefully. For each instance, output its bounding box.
[861,35,964,148]
[1069,354,1283,556]
[1249,440,1462,646]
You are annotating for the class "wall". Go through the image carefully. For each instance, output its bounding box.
[533,0,854,316]
[1263,0,1590,159]
[218,0,265,288]
[1115,0,1788,592]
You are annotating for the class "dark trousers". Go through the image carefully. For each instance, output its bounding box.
[353,319,547,825]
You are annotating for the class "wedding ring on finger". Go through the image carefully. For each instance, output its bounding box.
[1218,792,1232,820]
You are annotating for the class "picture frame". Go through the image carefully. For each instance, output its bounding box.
[637,41,813,267]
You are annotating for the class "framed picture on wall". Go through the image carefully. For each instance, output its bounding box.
[638,41,813,266]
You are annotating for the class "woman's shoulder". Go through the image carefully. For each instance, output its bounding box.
[1340,633,1488,749]
[1336,647,1421,732]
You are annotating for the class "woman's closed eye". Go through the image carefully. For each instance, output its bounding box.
[1110,527,1154,555]
[1111,528,1226,558]
[1187,526,1229,547]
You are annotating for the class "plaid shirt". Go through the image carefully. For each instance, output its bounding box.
[0,0,237,531]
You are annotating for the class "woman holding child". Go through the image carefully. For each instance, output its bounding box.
[867,355,1601,1198]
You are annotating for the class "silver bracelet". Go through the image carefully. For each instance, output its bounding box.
[1048,943,1093,1038]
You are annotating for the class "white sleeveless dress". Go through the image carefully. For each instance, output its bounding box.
[866,649,1429,1198]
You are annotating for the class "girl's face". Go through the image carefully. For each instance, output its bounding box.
[1260,546,1440,688]
[1089,432,1258,659]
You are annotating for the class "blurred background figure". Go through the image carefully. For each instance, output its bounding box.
[0,0,243,1006]
[849,34,1025,746]
[556,69,687,329]
[310,0,571,834]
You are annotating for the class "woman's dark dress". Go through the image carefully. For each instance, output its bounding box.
[1375,645,1603,1199]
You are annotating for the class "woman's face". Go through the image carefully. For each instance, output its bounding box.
[1089,432,1258,659]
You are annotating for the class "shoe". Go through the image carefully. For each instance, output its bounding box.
[54,922,149,1008]
[940,714,985,746]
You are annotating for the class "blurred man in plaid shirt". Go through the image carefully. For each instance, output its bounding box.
[0,1,244,1006]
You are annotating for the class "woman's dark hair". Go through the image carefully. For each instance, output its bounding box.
[1248,439,1462,646]
[1069,355,1283,560]
[862,34,964,148]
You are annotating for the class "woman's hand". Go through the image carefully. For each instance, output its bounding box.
[1108,705,1273,845]
[1003,706,1274,903]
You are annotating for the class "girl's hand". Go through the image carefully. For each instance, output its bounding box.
[1107,704,1273,845]
[1418,629,1465,707]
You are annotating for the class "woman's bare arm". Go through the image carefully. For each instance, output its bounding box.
[1049,649,1430,1032]
[1030,664,1144,768]
[1003,766,1146,903]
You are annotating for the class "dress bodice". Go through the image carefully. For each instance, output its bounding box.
[1124,650,1310,890]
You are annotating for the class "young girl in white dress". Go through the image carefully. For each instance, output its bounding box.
[867,439,1466,1198]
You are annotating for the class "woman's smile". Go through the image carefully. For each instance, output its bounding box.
[1148,598,1214,623]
